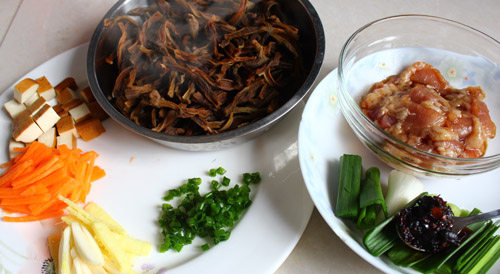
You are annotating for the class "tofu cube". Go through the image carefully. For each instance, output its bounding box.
[56,115,77,137]
[53,104,68,117]
[55,77,78,93]
[12,110,44,143]
[88,101,109,121]
[37,127,57,148]
[68,103,91,123]
[26,96,47,115]
[76,118,106,141]
[24,92,40,106]
[62,98,84,112]
[14,78,39,104]
[79,87,96,103]
[57,132,77,149]
[35,76,56,101]
[3,99,26,119]
[33,104,60,133]
[56,87,77,105]
[9,139,25,159]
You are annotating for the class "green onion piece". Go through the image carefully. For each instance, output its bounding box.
[208,169,216,177]
[201,244,210,251]
[216,167,227,175]
[465,235,500,274]
[335,154,362,219]
[454,221,500,273]
[357,205,377,229]
[221,176,230,186]
[356,167,387,228]
[387,240,431,267]
[242,172,261,185]
[359,167,387,216]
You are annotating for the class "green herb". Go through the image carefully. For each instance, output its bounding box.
[335,154,362,219]
[209,167,227,177]
[357,167,387,229]
[242,172,261,185]
[158,170,259,252]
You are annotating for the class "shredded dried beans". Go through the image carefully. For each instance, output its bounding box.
[98,0,303,135]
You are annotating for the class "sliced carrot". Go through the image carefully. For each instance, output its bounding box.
[0,160,33,186]
[90,166,106,182]
[0,141,105,222]
[1,193,51,206]
[12,158,63,189]
[1,205,31,214]
[3,210,64,222]
[21,184,49,196]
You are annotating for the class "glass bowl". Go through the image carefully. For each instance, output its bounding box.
[338,15,500,177]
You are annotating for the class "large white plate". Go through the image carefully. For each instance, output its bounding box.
[0,44,313,274]
[298,69,500,273]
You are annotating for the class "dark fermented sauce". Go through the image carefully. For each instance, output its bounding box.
[396,195,469,253]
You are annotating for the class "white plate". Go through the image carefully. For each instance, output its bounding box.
[298,69,500,273]
[0,44,313,274]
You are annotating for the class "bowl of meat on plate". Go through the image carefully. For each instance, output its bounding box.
[337,14,500,177]
[87,0,324,151]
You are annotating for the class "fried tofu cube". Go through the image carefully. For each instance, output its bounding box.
[3,99,26,118]
[56,132,77,149]
[56,115,77,137]
[37,127,57,148]
[12,110,44,143]
[35,76,56,101]
[56,87,77,105]
[55,77,78,93]
[88,101,109,121]
[62,98,84,112]
[69,103,91,123]
[14,78,39,104]
[8,139,25,159]
[80,87,96,103]
[24,92,40,106]
[33,104,60,133]
[52,104,68,117]
[76,118,105,141]
[26,96,47,115]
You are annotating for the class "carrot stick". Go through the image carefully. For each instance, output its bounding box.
[0,160,33,186]
[1,193,51,206]
[3,210,64,222]
[12,157,62,189]
[1,205,31,214]
[20,184,49,196]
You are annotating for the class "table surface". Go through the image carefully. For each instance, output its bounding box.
[1,1,499,273]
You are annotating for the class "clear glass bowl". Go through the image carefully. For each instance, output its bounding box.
[338,15,500,177]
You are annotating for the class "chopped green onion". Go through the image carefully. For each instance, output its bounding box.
[242,172,261,185]
[159,170,257,252]
[335,154,362,219]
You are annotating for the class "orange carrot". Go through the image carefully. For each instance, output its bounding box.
[0,141,105,222]
[0,160,33,186]
[3,210,64,222]
[1,193,51,206]
[90,166,106,182]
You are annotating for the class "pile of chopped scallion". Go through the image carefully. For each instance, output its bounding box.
[335,154,500,273]
[158,168,261,252]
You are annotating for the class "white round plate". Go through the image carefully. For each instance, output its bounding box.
[0,44,313,274]
[298,69,500,273]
